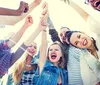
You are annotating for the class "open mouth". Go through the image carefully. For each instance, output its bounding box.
[51,53,57,60]
[94,1,100,7]
[83,39,88,46]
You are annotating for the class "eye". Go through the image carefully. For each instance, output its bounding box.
[55,49,59,51]
[34,46,37,49]
[60,33,63,37]
[77,35,81,39]
[29,45,32,47]
[49,49,52,51]
[75,41,78,46]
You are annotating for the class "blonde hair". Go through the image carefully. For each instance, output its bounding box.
[12,42,38,84]
[12,51,28,84]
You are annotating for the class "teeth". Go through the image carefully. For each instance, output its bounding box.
[94,1,100,6]
[84,39,86,45]
[51,54,55,56]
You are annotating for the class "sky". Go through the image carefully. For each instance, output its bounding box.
[0,0,99,51]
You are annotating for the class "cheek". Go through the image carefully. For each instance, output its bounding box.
[87,40,92,46]
[34,49,37,52]
[78,44,82,48]
[58,51,62,57]
[27,48,31,52]
[48,52,51,57]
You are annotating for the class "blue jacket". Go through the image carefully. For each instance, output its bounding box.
[35,60,68,85]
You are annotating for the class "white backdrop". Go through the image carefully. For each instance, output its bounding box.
[0,0,98,51]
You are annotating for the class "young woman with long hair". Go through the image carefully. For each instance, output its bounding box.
[65,30,100,85]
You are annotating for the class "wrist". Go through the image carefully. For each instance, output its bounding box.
[23,23,30,28]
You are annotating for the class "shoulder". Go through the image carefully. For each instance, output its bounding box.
[0,39,9,48]
[69,46,82,53]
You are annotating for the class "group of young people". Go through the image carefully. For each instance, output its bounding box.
[0,0,100,85]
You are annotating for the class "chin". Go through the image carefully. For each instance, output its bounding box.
[29,52,35,56]
[63,40,66,43]
[50,59,56,63]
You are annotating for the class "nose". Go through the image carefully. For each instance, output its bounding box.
[51,51,56,55]
[78,38,83,45]
[63,33,65,37]
[31,46,35,50]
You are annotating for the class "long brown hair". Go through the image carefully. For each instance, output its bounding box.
[47,42,66,68]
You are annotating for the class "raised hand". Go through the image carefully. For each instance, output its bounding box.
[24,15,33,27]
[17,1,29,14]
[39,2,49,31]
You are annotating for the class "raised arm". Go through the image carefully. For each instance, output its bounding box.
[7,15,33,48]
[23,22,41,46]
[10,14,42,66]
[38,2,48,73]
[68,0,100,34]
[48,17,61,42]
[0,1,28,16]
[0,0,42,25]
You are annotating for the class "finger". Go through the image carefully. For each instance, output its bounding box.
[28,16,33,23]
[45,9,49,17]
[41,19,48,26]
[42,2,48,9]
[40,16,44,20]
[42,3,46,9]
[25,2,28,6]
[20,1,23,5]
[42,8,48,15]
[24,4,29,13]
[26,16,31,21]
[30,17,33,23]
[40,13,48,23]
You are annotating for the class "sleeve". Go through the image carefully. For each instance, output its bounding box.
[87,16,100,35]
[48,17,61,42]
[49,29,61,42]
[10,43,28,67]
[69,46,82,60]
[0,40,9,50]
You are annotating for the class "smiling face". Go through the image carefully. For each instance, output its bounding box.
[70,32,92,49]
[27,43,37,56]
[89,0,100,11]
[48,44,63,65]
[60,27,70,43]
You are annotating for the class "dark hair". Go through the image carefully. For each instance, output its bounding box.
[65,31,99,51]
[91,37,98,51]
[65,31,80,45]
[60,26,70,30]
[47,42,68,69]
